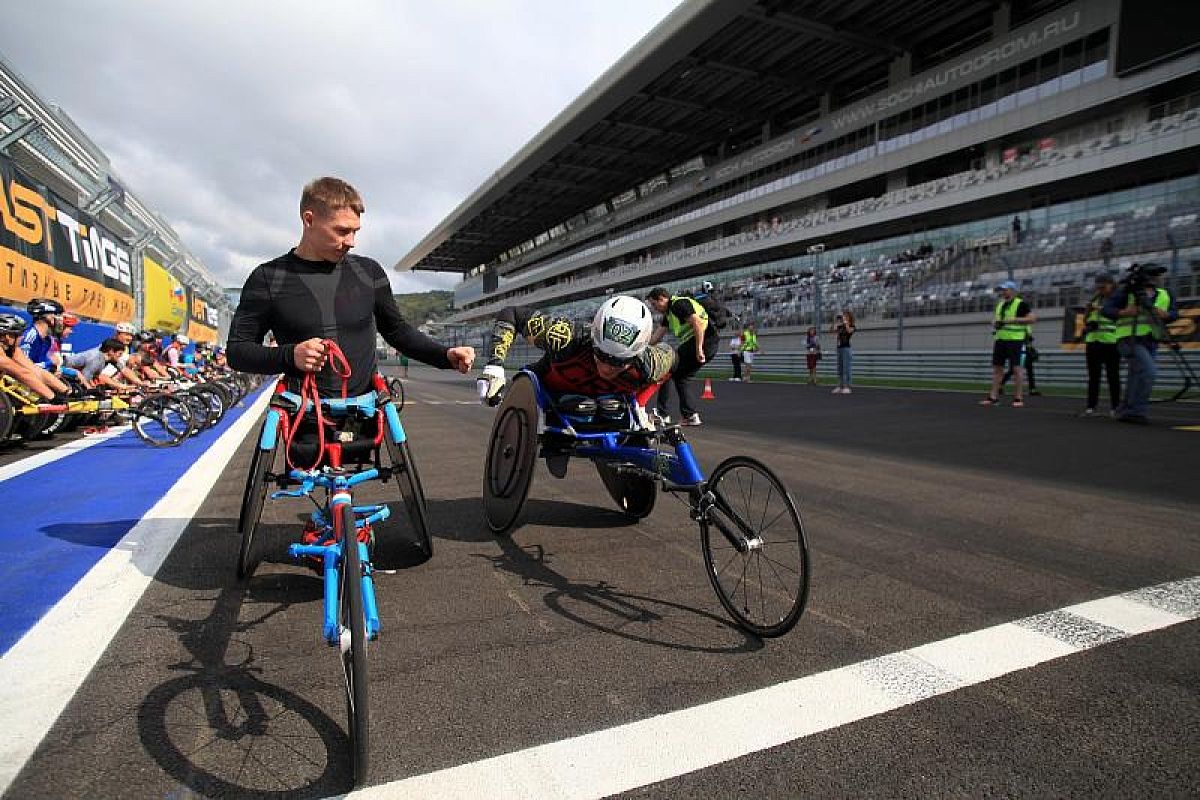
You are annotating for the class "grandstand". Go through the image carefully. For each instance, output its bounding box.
[397,0,1199,357]
[0,50,232,345]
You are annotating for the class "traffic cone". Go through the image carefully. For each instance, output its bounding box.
[701,378,715,400]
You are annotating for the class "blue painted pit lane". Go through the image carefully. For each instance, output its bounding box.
[0,389,267,656]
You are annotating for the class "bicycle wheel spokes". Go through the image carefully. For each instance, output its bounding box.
[700,456,809,638]
[337,503,369,786]
[132,396,192,447]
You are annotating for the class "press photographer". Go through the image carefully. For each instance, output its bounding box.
[1101,263,1178,424]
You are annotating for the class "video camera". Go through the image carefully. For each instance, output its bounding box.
[1119,262,1167,294]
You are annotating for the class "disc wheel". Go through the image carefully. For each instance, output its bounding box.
[383,434,433,561]
[237,414,282,580]
[483,374,539,534]
[338,503,370,787]
[699,456,809,638]
[132,395,192,447]
[594,461,657,519]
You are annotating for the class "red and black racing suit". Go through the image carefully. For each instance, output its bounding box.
[488,306,676,404]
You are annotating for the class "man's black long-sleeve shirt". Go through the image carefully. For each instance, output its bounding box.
[227,250,451,396]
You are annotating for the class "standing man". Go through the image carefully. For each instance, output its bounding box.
[727,325,743,382]
[1080,272,1121,416]
[227,177,474,395]
[646,287,718,426]
[739,322,760,383]
[1102,263,1177,424]
[980,280,1036,407]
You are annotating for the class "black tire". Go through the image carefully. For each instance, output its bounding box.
[483,374,539,534]
[132,395,192,447]
[237,414,282,580]
[0,391,13,442]
[699,456,809,638]
[181,391,213,433]
[594,461,657,519]
[338,502,369,787]
[383,434,433,560]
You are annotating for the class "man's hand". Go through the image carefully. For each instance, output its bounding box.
[476,364,505,406]
[292,338,327,372]
[696,347,706,364]
[447,346,476,373]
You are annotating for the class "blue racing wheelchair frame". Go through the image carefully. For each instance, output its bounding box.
[484,369,810,638]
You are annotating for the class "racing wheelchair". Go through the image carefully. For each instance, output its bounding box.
[483,369,810,638]
[237,372,431,581]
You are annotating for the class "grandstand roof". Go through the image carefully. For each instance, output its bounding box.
[397,0,1074,274]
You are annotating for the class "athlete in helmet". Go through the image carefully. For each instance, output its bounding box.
[17,298,73,397]
[0,312,65,401]
[476,296,676,426]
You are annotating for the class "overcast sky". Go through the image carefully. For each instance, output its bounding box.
[0,0,680,294]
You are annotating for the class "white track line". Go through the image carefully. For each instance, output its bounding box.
[348,576,1199,800]
[0,388,272,794]
[0,425,127,484]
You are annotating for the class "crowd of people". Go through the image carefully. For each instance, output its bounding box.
[0,295,235,436]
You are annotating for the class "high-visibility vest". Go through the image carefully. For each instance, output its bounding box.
[1115,288,1170,340]
[993,297,1029,341]
[1083,295,1118,344]
[740,330,758,352]
[666,295,708,344]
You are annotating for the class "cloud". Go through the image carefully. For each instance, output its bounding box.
[0,0,680,293]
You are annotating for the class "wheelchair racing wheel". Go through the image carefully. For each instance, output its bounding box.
[483,373,539,534]
[594,461,657,519]
[383,434,433,562]
[237,412,283,580]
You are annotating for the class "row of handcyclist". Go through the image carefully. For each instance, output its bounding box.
[1,297,245,444]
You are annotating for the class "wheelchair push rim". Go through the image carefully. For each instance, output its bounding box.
[483,373,539,534]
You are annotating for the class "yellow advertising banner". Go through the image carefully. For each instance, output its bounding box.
[1,153,134,323]
[1,244,134,322]
[186,322,218,344]
[142,255,188,333]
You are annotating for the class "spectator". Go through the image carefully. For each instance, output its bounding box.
[1000,333,1041,396]
[728,326,743,381]
[646,287,717,426]
[1099,236,1114,267]
[1080,272,1121,416]
[1011,215,1022,244]
[805,326,821,385]
[739,322,760,383]
[831,311,855,394]
[981,280,1037,407]
[1102,264,1177,424]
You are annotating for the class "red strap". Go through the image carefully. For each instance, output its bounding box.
[283,340,352,472]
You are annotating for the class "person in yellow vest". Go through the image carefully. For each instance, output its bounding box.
[1101,263,1177,424]
[980,279,1037,407]
[646,287,719,426]
[1080,272,1121,416]
[739,323,760,383]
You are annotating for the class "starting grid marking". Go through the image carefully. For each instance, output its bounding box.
[348,576,1200,800]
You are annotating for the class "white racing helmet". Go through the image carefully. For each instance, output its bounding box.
[590,295,652,365]
[175,335,190,346]
[114,322,137,334]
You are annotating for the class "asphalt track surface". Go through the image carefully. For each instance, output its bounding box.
[2,370,1199,798]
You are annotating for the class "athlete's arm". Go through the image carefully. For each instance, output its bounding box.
[372,263,455,370]
[1,347,58,400]
[227,265,295,376]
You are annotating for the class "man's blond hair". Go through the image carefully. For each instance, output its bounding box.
[300,177,365,216]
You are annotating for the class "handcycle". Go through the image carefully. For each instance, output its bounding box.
[0,374,129,443]
[484,369,810,638]
[235,352,430,787]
